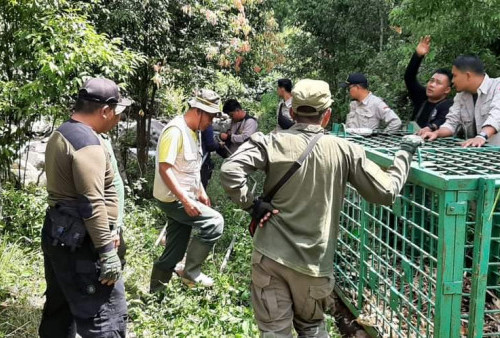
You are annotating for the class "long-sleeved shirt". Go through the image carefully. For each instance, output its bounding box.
[404,52,453,129]
[220,123,413,277]
[45,119,117,251]
[227,114,258,153]
[202,125,220,154]
[101,134,125,231]
[441,74,500,145]
[345,93,402,132]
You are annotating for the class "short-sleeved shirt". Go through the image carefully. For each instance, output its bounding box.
[153,125,200,202]
[346,93,402,132]
[157,126,198,165]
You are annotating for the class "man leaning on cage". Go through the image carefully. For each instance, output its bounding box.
[421,55,500,147]
[220,78,424,337]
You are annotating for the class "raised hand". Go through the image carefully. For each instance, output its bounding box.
[416,35,431,57]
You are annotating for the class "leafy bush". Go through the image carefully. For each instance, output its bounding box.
[0,239,44,338]
[0,160,340,337]
[255,92,279,134]
[0,184,47,245]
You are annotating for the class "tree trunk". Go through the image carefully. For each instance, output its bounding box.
[136,112,148,176]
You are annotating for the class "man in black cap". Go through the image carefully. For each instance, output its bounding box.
[40,78,130,337]
[341,73,402,132]
[404,36,453,134]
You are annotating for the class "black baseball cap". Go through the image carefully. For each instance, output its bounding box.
[78,78,132,114]
[340,73,368,88]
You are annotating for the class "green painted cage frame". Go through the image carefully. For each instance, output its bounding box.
[331,129,500,337]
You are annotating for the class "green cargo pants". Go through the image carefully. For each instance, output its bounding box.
[153,200,224,274]
[251,250,335,337]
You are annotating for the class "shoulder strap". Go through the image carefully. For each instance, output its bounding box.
[263,132,324,202]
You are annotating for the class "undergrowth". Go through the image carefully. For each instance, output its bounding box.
[0,160,340,337]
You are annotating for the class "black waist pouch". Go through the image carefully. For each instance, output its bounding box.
[46,204,87,251]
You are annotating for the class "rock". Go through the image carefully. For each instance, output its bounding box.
[11,137,48,186]
[11,160,46,186]
[31,117,53,136]
[20,152,45,170]
[149,119,166,147]
[28,138,49,154]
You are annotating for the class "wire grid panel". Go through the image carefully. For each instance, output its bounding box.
[376,147,500,177]
[335,135,464,151]
[336,183,440,337]
[462,181,500,337]
[335,184,363,310]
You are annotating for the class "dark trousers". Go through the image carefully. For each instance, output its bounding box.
[200,158,215,190]
[39,215,127,338]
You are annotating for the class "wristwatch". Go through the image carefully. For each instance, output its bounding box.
[477,131,489,141]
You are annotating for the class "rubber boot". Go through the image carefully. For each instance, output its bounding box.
[176,237,214,287]
[149,265,173,293]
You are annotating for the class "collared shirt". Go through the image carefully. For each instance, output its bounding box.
[346,93,402,132]
[220,123,412,277]
[404,52,453,129]
[441,74,500,145]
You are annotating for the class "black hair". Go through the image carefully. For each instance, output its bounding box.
[223,99,242,115]
[356,83,369,89]
[433,68,453,86]
[74,98,116,114]
[295,108,329,124]
[277,78,292,93]
[452,55,485,75]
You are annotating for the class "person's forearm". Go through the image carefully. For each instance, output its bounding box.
[404,52,423,84]
[436,127,454,138]
[159,163,189,203]
[481,125,497,138]
[231,121,258,143]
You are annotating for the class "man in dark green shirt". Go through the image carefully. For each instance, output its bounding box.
[40,78,131,338]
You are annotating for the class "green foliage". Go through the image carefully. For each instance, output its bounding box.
[255,92,279,134]
[210,71,247,100]
[0,164,341,337]
[0,239,44,338]
[391,0,500,65]
[0,0,141,182]
[0,184,47,244]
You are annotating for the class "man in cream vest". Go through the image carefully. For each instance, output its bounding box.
[150,89,224,291]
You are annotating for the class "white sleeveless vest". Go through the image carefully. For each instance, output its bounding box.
[153,116,202,202]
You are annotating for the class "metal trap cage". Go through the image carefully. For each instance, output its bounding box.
[332,129,500,337]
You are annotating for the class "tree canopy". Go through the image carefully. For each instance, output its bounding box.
[2,0,500,183]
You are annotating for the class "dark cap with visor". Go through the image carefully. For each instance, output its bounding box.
[78,78,132,114]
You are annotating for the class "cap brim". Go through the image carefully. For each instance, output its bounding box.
[114,97,132,114]
[339,82,349,88]
[188,99,221,114]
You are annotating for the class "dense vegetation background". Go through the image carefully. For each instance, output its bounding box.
[1,0,500,336]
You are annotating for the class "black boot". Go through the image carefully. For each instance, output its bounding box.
[149,266,173,293]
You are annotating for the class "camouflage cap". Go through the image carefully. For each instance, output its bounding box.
[291,79,332,116]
